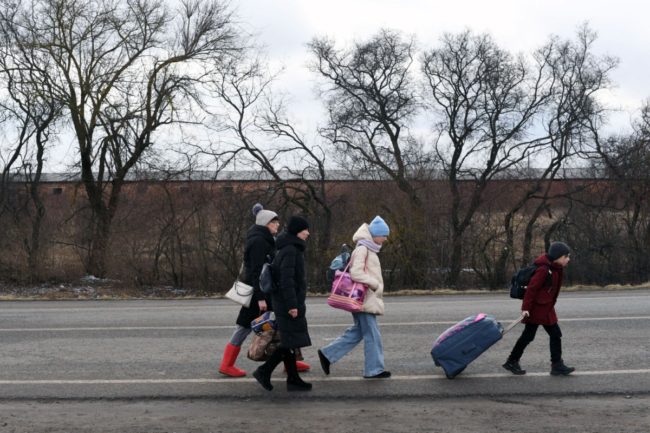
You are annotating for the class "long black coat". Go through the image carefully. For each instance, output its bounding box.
[271,231,311,349]
[236,224,275,328]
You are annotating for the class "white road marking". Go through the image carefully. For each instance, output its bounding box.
[0,325,239,332]
[0,369,648,385]
[379,316,650,326]
[1,316,649,333]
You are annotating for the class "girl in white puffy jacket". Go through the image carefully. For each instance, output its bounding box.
[317,216,391,379]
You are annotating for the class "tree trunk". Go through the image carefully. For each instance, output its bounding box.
[27,185,46,281]
[84,181,123,278]
[522,207,543,266]
[26,138,47,282]
[449,229,463,288]
[86,210,112,278]
[489,208,515,289]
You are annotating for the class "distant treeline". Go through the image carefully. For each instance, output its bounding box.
[2,174,649,292]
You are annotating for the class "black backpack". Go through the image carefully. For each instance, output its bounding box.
[510,264,551,299]
[259,255,277,294]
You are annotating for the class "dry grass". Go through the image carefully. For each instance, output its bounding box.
[0,281,220,301]
[563,281,650,292]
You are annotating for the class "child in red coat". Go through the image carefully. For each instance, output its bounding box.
[503,242,575,376]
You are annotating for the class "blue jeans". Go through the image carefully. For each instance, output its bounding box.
[320,312,385,377]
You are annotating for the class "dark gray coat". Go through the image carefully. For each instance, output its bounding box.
[271,231,311,349]
[236,224,275,328]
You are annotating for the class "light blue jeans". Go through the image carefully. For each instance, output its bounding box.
[320,312,385,377]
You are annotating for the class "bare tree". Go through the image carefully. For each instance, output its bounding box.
[204,51,335,261]
[0,0,243,277]
[0,16,62,279]
[588,100,650,282]
[258,101,336,253]
[421,27,615,287]
[309,29,440,288]
[488,28,617,287]
[309,29,425,206]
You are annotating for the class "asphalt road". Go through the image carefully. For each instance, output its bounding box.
[1,290,649,432]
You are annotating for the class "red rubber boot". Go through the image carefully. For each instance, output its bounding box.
[284,360,311,373]
[296,360,311,372]
[219,343,246,377]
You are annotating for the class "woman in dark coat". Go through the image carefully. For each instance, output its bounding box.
[503,241,575,376]
[218,204,279,377]
[253,216,312,391]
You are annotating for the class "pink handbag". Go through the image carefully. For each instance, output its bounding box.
[327,254,368,313]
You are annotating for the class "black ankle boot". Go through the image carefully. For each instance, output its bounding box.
[551,360,575,376]
[287,375,313,391]
[253,367,273,391]
[285,350,312,391]
[502,360,526,375]
[253,348,285,391]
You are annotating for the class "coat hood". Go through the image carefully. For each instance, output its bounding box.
[534,254,563,270]
[275,230,306,252]
[246,224,274,245]
[352,223,373,242]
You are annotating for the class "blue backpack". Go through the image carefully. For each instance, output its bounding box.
[326,244,352,283]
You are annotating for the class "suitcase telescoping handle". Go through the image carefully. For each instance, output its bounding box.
[502,313,526,335]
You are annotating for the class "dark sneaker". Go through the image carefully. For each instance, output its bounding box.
[502,360,526,375]
[317,349,330,375]
[551,361,575,376]
[364,371,391,379]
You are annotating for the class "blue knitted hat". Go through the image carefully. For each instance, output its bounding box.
[368,215,390,237]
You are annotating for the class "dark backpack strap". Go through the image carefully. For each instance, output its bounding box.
[539,264,552,286]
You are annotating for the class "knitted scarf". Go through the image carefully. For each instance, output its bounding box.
[357,239,382,253]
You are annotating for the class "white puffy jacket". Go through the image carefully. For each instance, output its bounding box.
[349,223,385,315]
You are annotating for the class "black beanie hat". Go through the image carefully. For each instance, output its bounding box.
[287,216,309,235]
[547,241,571,261]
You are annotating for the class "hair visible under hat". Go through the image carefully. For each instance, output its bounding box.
[287,216,309,235]
[252,203,278,226]
[547,241,570,261]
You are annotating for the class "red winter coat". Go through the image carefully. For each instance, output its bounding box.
[522,254,564,325]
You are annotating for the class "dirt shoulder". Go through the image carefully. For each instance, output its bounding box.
[1,395,648,433]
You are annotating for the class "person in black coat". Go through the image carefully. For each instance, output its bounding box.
[253,216,313,391]
[218,204,279,377]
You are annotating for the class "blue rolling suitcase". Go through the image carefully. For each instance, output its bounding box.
[431,313,522,379]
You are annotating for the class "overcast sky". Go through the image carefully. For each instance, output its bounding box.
[235,0,650,132]
[45,0,650,171]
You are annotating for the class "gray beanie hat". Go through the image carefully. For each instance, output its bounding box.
[547,241,571,261]
[252,203,278,226]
